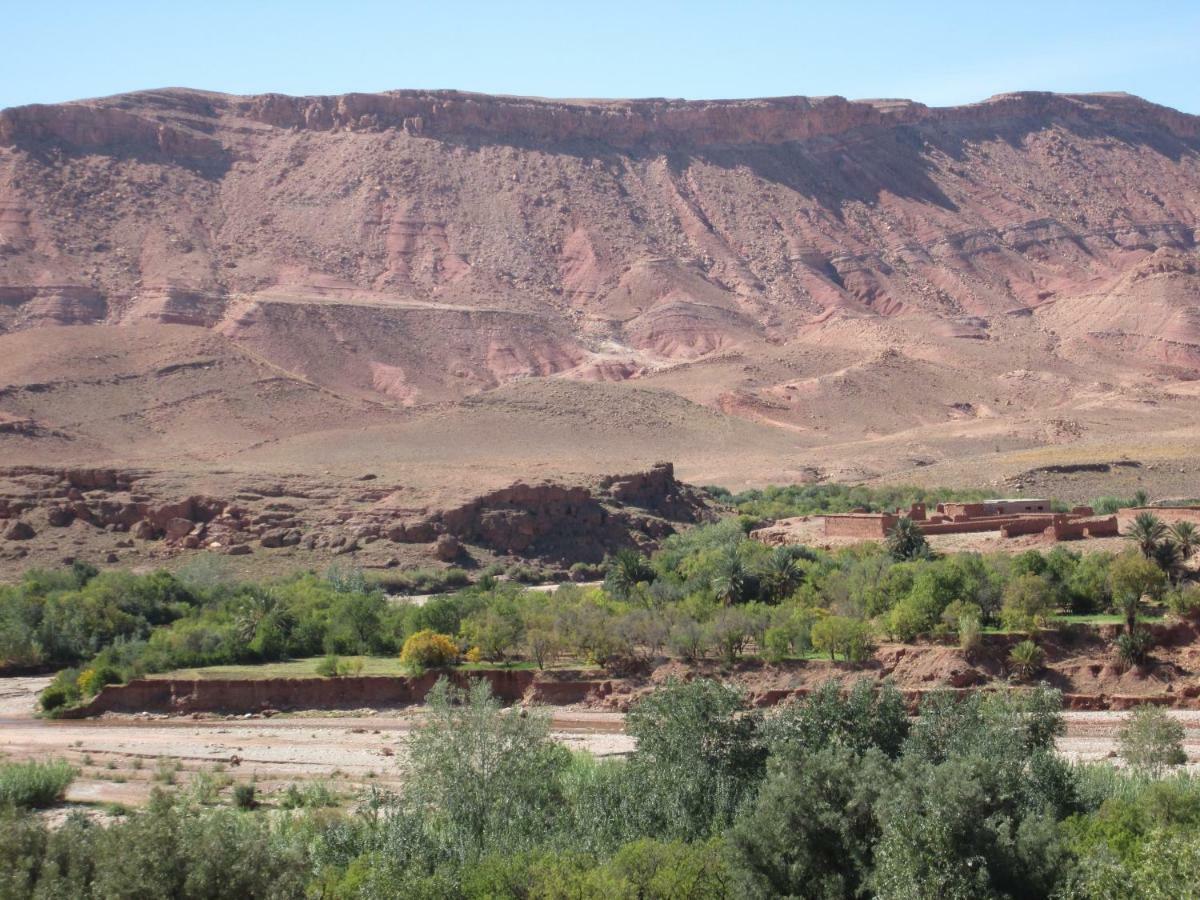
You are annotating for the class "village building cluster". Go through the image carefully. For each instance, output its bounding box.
[821,498,1121,542]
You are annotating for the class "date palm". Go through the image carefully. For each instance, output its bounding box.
[605,548,655,600]
[1169,521,1199,562]
[760,546,803,603]
[886,517,929,561]
[1126,512,1167,560]
[711,551,748,606]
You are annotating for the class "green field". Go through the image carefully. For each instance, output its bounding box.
[146,656,593,680]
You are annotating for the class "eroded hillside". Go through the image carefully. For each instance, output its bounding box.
[1,89,1199,492]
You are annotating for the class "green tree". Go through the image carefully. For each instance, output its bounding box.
[758,546,804,603]
[811,616,872,662]
[405,677,572,859]
[999,572,1056,632]
[731,746,892,900]
[763,679,909,761]
[605,549,656,601]
[624,680,766,840]
[1109,550,1167,636]
[710,551,749,606]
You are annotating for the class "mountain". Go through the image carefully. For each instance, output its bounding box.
[1,88,1199,498]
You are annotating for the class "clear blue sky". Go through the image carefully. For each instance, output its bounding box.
[3,1,1198,113]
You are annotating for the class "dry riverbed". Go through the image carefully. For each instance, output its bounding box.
[2,678,1199,810]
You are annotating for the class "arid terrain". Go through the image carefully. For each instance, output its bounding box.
[0,88,1198,504]
[2,672,1198,811]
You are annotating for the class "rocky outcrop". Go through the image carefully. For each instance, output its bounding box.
[393,462,716,561]
[230,89,1200,149]
[0,462,720,570]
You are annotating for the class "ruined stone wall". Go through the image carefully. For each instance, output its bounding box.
[1117,507,1200,530]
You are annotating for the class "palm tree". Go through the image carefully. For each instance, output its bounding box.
[759,546,803,603]
[886,517,929,561]
[1154,539,1183,584]
[234,590,279,644]
[605,549,655,600]
[1170,521,1200,562]
[1126,512,1168,560]
[1132,489,1150,508]
[711,551,748,606]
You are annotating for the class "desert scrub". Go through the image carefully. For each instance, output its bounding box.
[1119,705,1187,773]
[0,759,76,808]
[153,757,181,785]
[232,783,257,810]
[279,781,336,809]
[399,629,459,674]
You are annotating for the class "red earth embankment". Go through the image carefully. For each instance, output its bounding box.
[63,668,615,717]
[62,622,1200,717]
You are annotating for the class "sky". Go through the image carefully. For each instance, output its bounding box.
[2,0,1198,113]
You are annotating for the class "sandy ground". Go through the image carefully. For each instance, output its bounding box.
[3,678,1199,809]
[0,677,630,807]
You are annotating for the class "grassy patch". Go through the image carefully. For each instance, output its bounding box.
[0,759,76,808]
[1052,614,1125,626]
[149,656,600,680]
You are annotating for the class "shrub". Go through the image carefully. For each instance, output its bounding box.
[1000,573,1055,632]
[280,781,335,809]
[76,665,122,698]
[0,759,76,808]
[39,684,72,713]
[399,629,458,673]
[811,616,872,663]
[1008,640,1045,680]
[315,654,342,677]
[1119,705,1187,773]
[762,626,792,664]
[153,757,180,785]
[1166,584,1200,618]
[958,613,982,659]
[668,619,709,662]
[232,783,257,809]
[1116,628,1155,668]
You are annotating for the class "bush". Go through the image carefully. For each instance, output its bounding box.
[1166,584,1200,618]
[811,616,872,663]
[399,629,458,673]
[762,626,792,664]
[1008,640,1045,680]
[1119,705,1187,773]
[958,614,982,658]
[231,783,257,810]
[1116,628,1155,668]
[0,759,75,808]
[76,664,122,698]
[315,654,342,677]
[1000,573,1055,632]
[38,684,72,713]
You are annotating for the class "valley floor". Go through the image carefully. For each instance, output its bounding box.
[3,676,1198,812]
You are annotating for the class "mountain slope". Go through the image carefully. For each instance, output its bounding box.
[1,88,1199,490]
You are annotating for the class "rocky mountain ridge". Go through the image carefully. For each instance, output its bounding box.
[1,86,1199,495]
